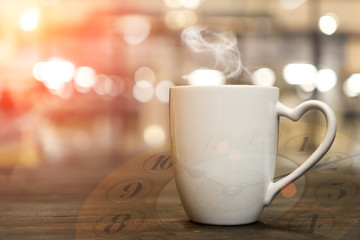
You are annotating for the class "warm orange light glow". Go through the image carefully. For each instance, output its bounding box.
[281,182,297,198]
[20,8,40,31]
[144,124,166,146]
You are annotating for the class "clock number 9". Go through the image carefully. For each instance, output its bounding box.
[120,182,143,200]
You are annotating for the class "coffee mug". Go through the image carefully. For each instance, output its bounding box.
[169,85,336,225]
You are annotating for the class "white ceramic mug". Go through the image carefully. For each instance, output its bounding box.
[169,85,336,225]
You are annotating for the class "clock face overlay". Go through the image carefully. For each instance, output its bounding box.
[76,121,360,240]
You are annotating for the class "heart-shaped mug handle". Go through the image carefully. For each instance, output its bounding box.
[264,100,337,206]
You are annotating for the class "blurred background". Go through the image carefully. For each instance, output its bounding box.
[1,0,360,230]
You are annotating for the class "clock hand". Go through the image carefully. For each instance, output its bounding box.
[274,153,360,180]
[311,153,360,170]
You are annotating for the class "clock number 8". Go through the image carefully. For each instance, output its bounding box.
[104,214,131,234]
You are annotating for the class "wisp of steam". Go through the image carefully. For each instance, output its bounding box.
[181,25,250,83]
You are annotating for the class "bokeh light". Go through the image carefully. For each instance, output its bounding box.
[165,10,197,30]
[143,124,166,146]
[299,83,316,93]
[122,15,151,46]
[135,67,156,84]
[155,80,174,103]
[94,74,111,96]
[179,0,203,9]
[32,61,44,81]
[52,82,74,99]
[133,80,154,102]
[343,73,360,97]
[283,63,317,85]
[164,0,204,9]
[185,69,226,86]
[164,0,182,8]
[316,68,337,92]
[252,68,276,86]
[319,13,338,36]
[20,8,40,31]
[74,66,96,93]
[280,0,307,10]
[33,58,75,90]
[94,74,123,100]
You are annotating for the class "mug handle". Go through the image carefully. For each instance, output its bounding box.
[264,100,337,206]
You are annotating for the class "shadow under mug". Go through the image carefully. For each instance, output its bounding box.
[169,85,337,225]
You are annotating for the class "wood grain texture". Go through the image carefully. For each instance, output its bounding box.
[1,121,360,239]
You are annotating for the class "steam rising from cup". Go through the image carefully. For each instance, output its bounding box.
[181,25,249,85]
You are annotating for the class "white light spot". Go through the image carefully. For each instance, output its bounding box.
[185,69,225,86]
[300,83,316,93]
[33,62,44,81]
[252,68,276,86]
[33,59,75,90]
[180,0,203,9]
[343,74,360,97]
[283,63,317,85]
[316,69,337,92]
[20,8,40,31]
[74,66,96,92]
[319,13,338,36]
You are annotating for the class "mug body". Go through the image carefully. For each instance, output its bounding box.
[170,85,279,225]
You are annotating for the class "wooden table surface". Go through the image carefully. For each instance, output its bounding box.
[1,121,360,240]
